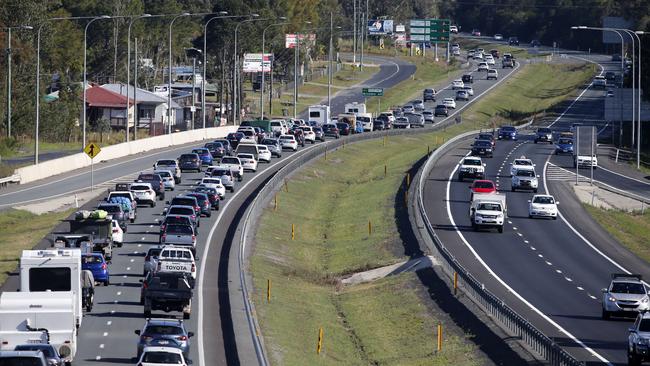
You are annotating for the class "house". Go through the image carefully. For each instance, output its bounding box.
[83,85,134,130]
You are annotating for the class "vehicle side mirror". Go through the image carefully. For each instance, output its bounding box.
[629,328,636,333]
[527,200,531,203]
[601,288,608,293]
[188,332,194,338]
[135,330,141,335]
[537,175,540,178]
[483,163,486,167]
[556,202,560,205]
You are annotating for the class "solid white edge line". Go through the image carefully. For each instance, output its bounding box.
[597,165,650,187]
[447,153,612,365]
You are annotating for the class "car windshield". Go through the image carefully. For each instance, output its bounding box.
[516,170,535,177]
[160,249,192,259]
[474,182,494,189]
[478,203,501,211]
[166,224,193,234]
[142,351,182,363]
[157,160,176,166]
[14,345,55,357]
[464,159,482,166]
[192,149,208,155]
[514,160,532,166]
[168,208,193,216]
[156,171,171,178]
[144,325,184,336]
[559,139,573,145]
[538,128,552,133]
[611,282,646,294]
[165,217,189,225]
[203,179,221,184]
[82,255,103,264]
[436,105,446,109]
[501,126,516,132]
[475,141,491,147]
[238,154,254,159]
[0,358,46,366]
[640,319,650,332]
[213,169,229,176]
[533,196,554,204]
[131,185,150,191]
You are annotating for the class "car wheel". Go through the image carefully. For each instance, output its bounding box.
[528,215,533,219]
[511,187,515,192]
[552,216,557,220]
[207,212,212,218]
[171,187,175,191]
[534,140,537,144]
[183,311,191,320]
[498,226,504,233]
[144,310,151,318]
[104,279,110,286]
[534,189,538,193]
[602,309,610,320]
[150,201,155,208]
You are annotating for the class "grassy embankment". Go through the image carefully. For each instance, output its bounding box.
[455,38,551,60]
[250,60,595,365]
[584,206,650,264]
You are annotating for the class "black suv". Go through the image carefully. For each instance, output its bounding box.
[178,153,201,173]
[508,37,519,46]
[461,74,474,84]
[434,104,449,117]
[471,140,494,157]
[136,173,165,200]
[423,88,436,102]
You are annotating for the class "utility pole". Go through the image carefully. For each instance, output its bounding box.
[353,0,357,65]
[328,12,333,107]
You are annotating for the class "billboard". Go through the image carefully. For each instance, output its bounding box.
[368,19,393,35]
[395,24,405,33]
[285,34,317,48]
[243,53,273,73]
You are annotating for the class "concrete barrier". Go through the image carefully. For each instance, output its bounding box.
[16,126,239,184]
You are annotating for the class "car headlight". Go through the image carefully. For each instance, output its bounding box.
[607,296,617,302]
[638,338,649,346]
[643,296,649,303]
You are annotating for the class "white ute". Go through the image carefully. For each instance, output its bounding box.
[469,194,507,233]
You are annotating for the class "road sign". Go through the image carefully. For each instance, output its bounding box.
[362,88,383,97]
[84,142,101,159]
[409,18,450,43]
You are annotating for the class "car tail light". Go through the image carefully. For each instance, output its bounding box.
[112,228,119,233]
[191,215,196,220]
[192,235,196,242]
[195,205,200,212]
[144,255,150,261]
[101,263,107,270]
[161,234,166,242]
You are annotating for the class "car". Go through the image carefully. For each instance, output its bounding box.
[455,90,469,101]
[136,173,165,200]
[471,29,481,36]
[452,79,464,89]
[461,74,474,84]
[279,134,299,151]
[628,311,650,365]
[593,75,607,88]
[510,157,534,176]
[185,192,211,217]
[161,224,197,248]
[256,144,272,162]
[393,117,410,129]
[485,55,495,65]
[528,194,558,219]
[154,159,182,184]
[469,179,497,201]
[442,98,456,109]
[312,126,325,141]
[335,122,351,136]
[130,182,157,207]
[508,36,519,46]
[379,111,396,124]
[178,153,201,173]
[602,274,650,319]
[0,351,49,366]
[422,110,435,123]
[471,140,494,158]
[555,137,574,155]
[423,88,436,102]
[452,48,461,56]
[450,25,458,33]
[144,247,163,275]
[477,62,489,72]
[487,69,498,80]
[605,72,617,82]
[402,104,414,113]
[111,219,124,246]
[322,123,340,139]
[476,132,496,148]
[301,126,317,143]
[410,99,425,110]
[467,49,476,59]
[434,104,449,117]
[502,57,514,68]
[237,153,258,172]
[494,34,503,41]
[14,344,63,366]
[462,86,474,96]
[530,39,541,47]
[511,167,538,192]
[477,48,485,54]
[166,205,199,228]
[372,119,386,130]
[165,196,200,217]
[97,202,128,232]
[219,156,244,181]
[458,157,486,181]
[497,125,517,140]
[191,148,213,166]
[404,112,425,128]
[261,138,283,157]
[213,139,233,155]
[193,186,220,210]
[226,132,244,149]
[211,167,236,192]
[135,318,194,359]
[534,127,553,144]
[82,253,109,286]
[473,53,484,61]
[490,49,500,59]
[606,89,615,97]
[154,169,176,191]
[204,141,227,159]
[137,345,189,366]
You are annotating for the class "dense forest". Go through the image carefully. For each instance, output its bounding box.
[0,0,647,141]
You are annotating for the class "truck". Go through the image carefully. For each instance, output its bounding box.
[0,292,77,365]
[469,194,507,233]
[344,102,367,115]
[142,271,193,319]
[67,210,114,261]
[308,105,330,125]
[240,119,272,134]
[356,113,374,132]
[573,125,598,169]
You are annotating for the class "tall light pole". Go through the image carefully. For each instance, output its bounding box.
[261,18,289,119]
[635,30,645,170]
[126,14,152,143]
[167,12,191,134]
[3,25,33,138]
[233,15,265,125]
[328,12,334,107]
[185,47,202,130]
[293,21,313,119]
[35,17,94,165]
[353,0,357,65]
[83,15,111,149]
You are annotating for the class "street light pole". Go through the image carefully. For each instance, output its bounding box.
[167,13,191,134]
[261,19,289,119]
[233,15,263,125]
[3,25,33,138]
[328,12,333,107]
[126,14,152,143]
[83,15,111,149]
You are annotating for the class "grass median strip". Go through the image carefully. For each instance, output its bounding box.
[583,205,650,263]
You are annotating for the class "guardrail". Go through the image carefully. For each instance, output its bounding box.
[412,123,584,366]
[0,174,20,189]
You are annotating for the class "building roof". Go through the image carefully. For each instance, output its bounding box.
[101,84,182,109]
[85,86,133,108]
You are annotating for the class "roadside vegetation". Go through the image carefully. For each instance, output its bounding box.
[583,205,650,264]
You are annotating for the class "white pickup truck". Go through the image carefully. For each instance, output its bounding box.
[156,246,196,281]
[218,156,244,181]
[469,194,507,233]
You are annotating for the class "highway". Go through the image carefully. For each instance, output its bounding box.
[421,51,649,365]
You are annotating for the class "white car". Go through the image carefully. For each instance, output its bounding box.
[487,69,498,80]
[528,194,558,219]
[452,79,464,89]
[237,153,258,172]
[200,177,226,198]
[130,182,156,207]
[510,157,535,176]
[240,135,257,144]
[478,62,489,71]
[494,34,503,41]
[301,126,316,143]
[137,346,189,366]
[256,144,272,162]
[463,86,474,96]
[442,98,456,109]
[402,105,414,113]
[154,169,176,191]
[511,167,538,192]
[279,134,298,151]
[485,55,495,65]
[111,219,123,245]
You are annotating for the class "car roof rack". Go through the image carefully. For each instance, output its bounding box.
[611,273,642,281]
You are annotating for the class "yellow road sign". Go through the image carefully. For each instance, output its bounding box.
[415,47,421,55]
[84,142,101,159]
[379,38,385,49]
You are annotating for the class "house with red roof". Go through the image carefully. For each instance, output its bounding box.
[83,85,135,130]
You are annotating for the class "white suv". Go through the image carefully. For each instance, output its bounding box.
[487,69,498,80]
[602,274,650,319]
[511,167,538,192]
[237,153,258,172]
[458,157,486,182]
[130,182,156,207]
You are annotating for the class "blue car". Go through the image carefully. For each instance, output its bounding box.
[82,253,110,286]
[355,122,364,134]
[555,137,574,155]
[191,148,213,166]
[497,125,517,140]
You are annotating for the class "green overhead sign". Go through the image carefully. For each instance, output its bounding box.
[409,19,450,43]
[362,88,384,97]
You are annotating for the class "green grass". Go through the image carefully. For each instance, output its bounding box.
[0,209,74,284]
[462,62,595,129]
[584,205,650,264]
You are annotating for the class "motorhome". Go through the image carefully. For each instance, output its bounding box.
[307,105,330,125]
[344,102,367,115]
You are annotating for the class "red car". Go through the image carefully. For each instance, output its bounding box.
[469,179,496,200]
[472,29,481,37]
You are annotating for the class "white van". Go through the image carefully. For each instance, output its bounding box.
[357,113,373,132]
